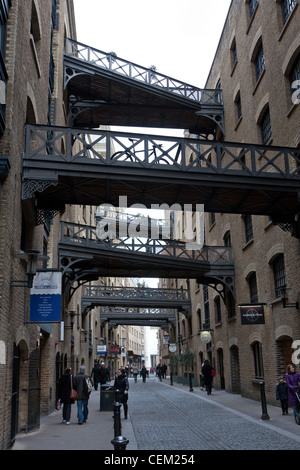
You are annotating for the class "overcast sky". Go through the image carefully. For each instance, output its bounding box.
[72,1,232,287]
[73,0,231,89]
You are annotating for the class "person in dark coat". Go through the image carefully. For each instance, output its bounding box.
[114,369,129,419]
[276,375,289,415]
[91,362,100,390]
[58,368,73,424]
[201,359,215,395]
[140,365,148,383]
[99,362,110,385]
[285,364,300,422]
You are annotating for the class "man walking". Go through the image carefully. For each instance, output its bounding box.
[74,366,90,424]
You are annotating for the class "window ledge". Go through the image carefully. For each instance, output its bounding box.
[242,238,254,251]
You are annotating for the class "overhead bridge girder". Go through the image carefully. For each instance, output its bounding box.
[22,125,300,230]
[64,39,224,137]
[57,221,235,301]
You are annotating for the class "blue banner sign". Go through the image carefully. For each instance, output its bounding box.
[30,271,62,322]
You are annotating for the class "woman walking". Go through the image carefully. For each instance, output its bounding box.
[114,368,129,419]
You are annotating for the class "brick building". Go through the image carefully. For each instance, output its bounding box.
[168,0,300,406]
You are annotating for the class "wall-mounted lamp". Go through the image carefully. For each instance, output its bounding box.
[11,249,49,288]
[281,288,299,310]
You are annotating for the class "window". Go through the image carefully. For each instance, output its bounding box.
[224,231,231,247]
[255,43,265,82]
[273,254,286,297]
[290,52,300,103]
[281,0,297,24]
[249,0,259,19]
[203,285,210,328]
[215,297,222,324]
[248,273,258,303]
[235,92,242,120]
[252,342,264,378]
[261,108,272,144]
[244,214,253,243]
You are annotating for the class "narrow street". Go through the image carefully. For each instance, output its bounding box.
[11,376,300,453]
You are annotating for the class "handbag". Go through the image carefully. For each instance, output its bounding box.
[70,375,78,401]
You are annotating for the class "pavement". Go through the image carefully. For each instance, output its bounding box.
[10,376,300,451]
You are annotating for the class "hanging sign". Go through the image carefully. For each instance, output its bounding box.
[240,304,265,325]
[29,271,62,323]
[97,345,107,355]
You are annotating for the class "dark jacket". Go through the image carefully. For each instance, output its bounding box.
[114,371,129,403]
[202,364,214,384]
[58,372,73,404]
[276,382,288,401]
[73,372,90,400]
[99,366,110,384]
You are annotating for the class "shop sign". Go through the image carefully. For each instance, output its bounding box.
[240,304,265,325]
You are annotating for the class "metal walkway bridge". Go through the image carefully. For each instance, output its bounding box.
[64,39,224,137]
[22,125,300,229]
[58,221,235,302]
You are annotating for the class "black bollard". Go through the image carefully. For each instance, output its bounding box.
[188,371,193,392]
[111,389,129,450]
[170,371,173,386]
[259,381,270,420]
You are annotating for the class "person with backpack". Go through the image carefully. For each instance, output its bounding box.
[73,366,91,424]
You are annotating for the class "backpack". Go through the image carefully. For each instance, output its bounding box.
[211,368,216,377]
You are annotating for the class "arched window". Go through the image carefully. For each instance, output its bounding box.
[273,254,286,298]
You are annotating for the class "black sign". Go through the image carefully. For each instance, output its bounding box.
[240,304,265,325]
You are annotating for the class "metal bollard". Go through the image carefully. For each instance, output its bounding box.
[111,389,129,450]
[189,371,193,392]
[259,381,270,420]
[170,371,173,386]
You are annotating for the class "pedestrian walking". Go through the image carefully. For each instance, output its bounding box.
[58,368,74,424]
[201,359,215,395]
[285,364,300,422]
[141,365,148,383]
[99,362,110,385]
[91,361,100,390]
[161,363,167,379]
[132,364,139,383]
[114,368,129,419]
[73,365,91,424]
[276,375,289,415]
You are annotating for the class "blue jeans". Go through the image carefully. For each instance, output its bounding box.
[77,399,88,423]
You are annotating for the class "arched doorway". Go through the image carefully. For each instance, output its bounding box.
[276,335,293,376]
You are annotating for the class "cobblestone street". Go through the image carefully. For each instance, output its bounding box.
[128,377,300,450]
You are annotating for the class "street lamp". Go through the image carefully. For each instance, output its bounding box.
[11,249,49,288]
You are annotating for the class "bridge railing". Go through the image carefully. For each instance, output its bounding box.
[82,285,190,301]
[24,125,300,180]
